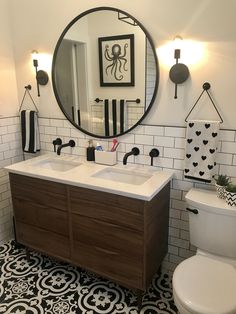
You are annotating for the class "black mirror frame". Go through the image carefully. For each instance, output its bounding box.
[52,6,159,139]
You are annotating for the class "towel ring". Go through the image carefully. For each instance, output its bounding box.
[185,82,223,123]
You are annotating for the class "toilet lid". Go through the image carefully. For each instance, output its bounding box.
[173,255,236,314]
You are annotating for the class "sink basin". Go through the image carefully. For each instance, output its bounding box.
[33,158,81,172]
[92,167,152,185]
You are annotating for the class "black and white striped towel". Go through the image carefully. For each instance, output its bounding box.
[104,99,127,136]
[21,110,40,153]
[184,120,220,182]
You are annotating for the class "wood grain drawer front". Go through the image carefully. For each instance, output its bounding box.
[16,222,70,260]
[71,214,143,289]
[72,240,143,289]
[10,174,67,211]
[72,214,143,257]
[13,197,69,236]
[69,186,144,231]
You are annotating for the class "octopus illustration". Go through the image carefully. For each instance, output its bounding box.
[104,43,128,81]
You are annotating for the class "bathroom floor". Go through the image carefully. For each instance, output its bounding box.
[0,241,178,314]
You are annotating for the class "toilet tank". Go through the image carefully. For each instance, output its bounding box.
[185,188,236,259]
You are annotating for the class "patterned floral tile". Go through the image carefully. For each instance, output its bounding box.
[0,241,178,314]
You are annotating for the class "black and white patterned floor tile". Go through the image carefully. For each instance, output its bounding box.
[0,241,178,314]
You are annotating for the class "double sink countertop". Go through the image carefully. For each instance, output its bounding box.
[5,153,173,201]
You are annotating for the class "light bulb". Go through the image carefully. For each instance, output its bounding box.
[173,35,183,54]
[31,50,38,67]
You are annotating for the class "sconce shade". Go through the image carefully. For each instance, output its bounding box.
[169,35,189,98]
[36,70,49,85]
[174,49,181,60]
[31,50,49,96]
[33,59,38,67]
[169,63,189,84]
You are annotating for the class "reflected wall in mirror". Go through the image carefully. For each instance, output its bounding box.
[52,7,159,138]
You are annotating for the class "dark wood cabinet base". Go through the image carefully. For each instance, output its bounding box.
[9,173,170,292]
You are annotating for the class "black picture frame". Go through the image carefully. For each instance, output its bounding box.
[98,34,135,86]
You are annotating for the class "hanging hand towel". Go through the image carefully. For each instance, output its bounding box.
[104,99,110,136]
[120,99,125,133]
[21,110,40,153]
[184,120,220,182]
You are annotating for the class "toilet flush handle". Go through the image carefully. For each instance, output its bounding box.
[186,207,198,214]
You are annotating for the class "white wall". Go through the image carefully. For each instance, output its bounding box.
[0,1,23,244]
[7,0,236,129]
[0,0,18,117]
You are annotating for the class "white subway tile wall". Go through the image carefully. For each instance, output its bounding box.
[1,115,236,274]
[0,117,23,245]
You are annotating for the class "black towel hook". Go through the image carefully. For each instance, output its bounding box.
[185,82,223,123]
[19,85,39,113]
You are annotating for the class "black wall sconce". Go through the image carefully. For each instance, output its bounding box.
[169,36,189,99]
[32,50,49,97]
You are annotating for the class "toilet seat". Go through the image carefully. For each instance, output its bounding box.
[173,255,236,314]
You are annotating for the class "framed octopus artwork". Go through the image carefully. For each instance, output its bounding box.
[98,34,135,86]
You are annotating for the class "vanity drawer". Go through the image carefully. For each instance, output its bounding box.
[69,186,144,231]
[72,240,143,289]
[10,173,67,211]
[13,197,69,236]
[16,222,70,260]
[71,214,143,289]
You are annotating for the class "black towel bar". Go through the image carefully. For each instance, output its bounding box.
[94,98,140,104]
[126,98,141,104]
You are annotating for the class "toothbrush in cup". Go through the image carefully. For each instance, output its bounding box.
[111,139,119,152]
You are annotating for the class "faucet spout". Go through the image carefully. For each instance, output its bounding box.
[123,147,140,165]
[57,140,75,155]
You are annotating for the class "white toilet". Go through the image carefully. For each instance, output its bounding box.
[173,188,236,314]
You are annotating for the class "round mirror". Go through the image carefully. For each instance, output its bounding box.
[52,7,159,138]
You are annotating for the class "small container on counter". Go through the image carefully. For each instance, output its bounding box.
[86,140,95,161]
[95,150,117,166]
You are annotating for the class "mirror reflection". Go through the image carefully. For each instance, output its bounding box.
[52,7,158,138]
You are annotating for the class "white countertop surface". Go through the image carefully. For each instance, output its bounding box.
[5,154,173,201]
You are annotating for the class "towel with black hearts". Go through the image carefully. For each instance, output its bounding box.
[184,120,220,182]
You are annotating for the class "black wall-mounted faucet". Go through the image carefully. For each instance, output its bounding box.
[149,148,159,166]
[52,138,62,152]
[123,147,140,165]
[57,140,76,155]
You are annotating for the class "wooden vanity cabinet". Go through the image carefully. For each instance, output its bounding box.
[69,186,144,289]
[9,173,170,291]
[10,174,70,260]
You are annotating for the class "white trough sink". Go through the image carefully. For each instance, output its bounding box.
[92,167,152,185]
[34,158,81,172]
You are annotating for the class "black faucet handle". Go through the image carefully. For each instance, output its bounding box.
[149,148,159,158]
[52,138,62,146]
[52,138,62,152]
[149,148,159,166]
[132,147,140,155]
